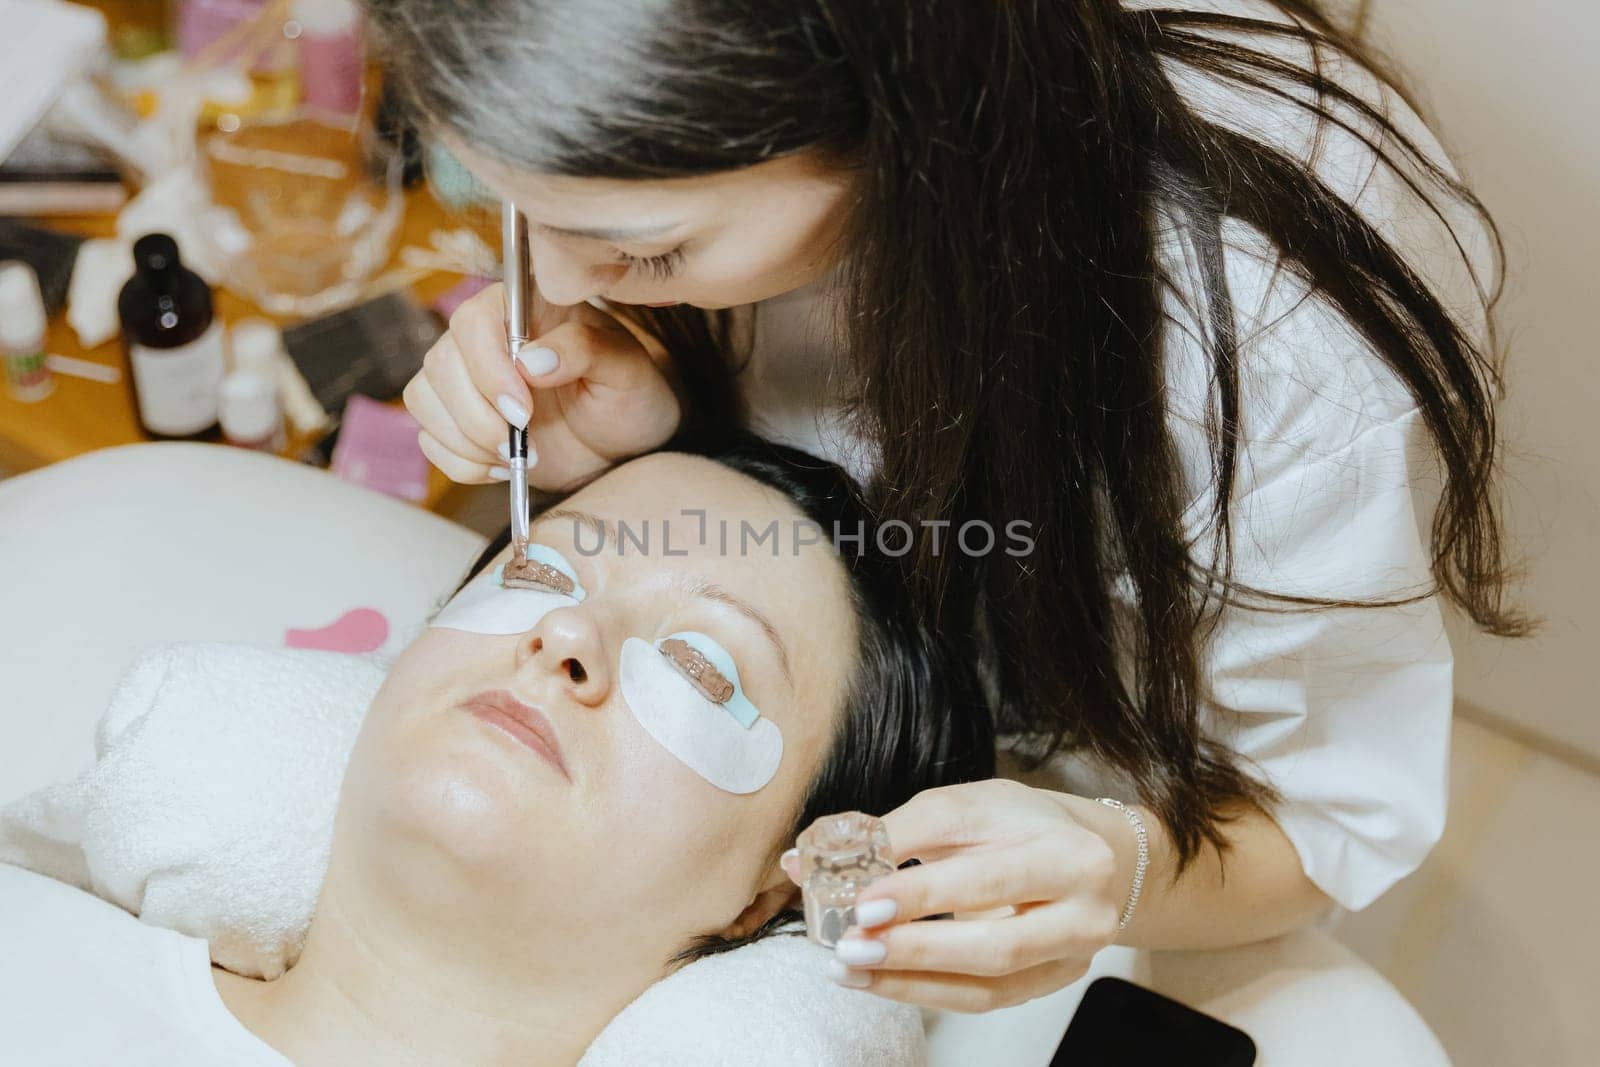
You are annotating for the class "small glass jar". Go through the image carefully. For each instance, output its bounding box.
[797,811,896,948]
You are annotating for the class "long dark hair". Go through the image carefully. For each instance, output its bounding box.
[458,435,996,961]
[370,0,1531,867]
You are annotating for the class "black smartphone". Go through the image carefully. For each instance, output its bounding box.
[1051,978,1256,1066]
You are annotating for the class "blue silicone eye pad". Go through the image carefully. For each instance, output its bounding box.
[657,631,760,729]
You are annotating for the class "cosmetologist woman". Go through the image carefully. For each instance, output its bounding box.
[372,0,1528,1012]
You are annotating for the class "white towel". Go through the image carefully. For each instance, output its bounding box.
[580,931,925,1066]
[0,643,380,979]
[0,643,925,1064]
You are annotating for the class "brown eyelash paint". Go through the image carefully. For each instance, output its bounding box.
[659,636,735,703]
[501,555,576,596]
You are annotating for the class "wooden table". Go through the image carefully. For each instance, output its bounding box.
[0,185,481,515]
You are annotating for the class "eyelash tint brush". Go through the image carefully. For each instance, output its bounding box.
[502,201,534,557]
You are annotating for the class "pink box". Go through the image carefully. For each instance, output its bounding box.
[430,275,492,320]
[330,394,429,502]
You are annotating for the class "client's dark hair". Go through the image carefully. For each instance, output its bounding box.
[458,434,996,963]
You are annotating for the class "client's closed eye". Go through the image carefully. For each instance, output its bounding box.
[659,632,757,727]
[430,545,588,637]
[504,544,588,600]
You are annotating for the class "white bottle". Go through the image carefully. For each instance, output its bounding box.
[231,317,328,435]
[0,261,53,402]
[219,368,286,452]
[230,319,284,378]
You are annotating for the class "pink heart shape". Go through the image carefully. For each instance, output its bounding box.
[284,608,390,654]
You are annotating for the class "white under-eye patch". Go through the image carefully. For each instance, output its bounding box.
[431,544,585,635]
[618,636,783,794]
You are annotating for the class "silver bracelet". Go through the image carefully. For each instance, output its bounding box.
[1095,797,1148,931]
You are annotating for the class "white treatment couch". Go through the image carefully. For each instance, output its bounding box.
[0,444,1449,1066]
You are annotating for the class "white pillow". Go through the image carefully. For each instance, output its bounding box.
[0,443,485,807]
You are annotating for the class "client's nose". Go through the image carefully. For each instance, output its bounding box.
[519,609,611,706]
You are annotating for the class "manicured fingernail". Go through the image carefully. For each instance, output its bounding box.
[489,467,511,481]
[498,441,511,461]
[518,346,559,377]
[781,848,799,866]
[852,899,897,928]
[834,938,887,966]
[826,959,873,989]
[495,395,530,429]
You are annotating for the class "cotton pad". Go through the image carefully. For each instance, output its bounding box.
[618,637,783,794]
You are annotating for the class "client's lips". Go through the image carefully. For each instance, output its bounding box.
[461,689,569,780]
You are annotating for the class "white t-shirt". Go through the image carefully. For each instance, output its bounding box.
[0,863,291,1067]
[735,0,1490,912]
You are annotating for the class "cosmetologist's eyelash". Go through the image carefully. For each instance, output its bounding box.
[617,247,685,281]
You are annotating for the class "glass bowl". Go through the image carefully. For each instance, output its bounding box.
[197,113,402,317]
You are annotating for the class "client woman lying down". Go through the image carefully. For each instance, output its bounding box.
[0,438,993,1066]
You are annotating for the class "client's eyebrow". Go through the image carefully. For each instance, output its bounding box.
[683,576,793,689]
[539,507,619,549]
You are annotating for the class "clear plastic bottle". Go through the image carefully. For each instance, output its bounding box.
[118,234,227,439]
[0,261,53,403]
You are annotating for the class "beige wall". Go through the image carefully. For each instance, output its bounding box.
[1355,2,1600,759]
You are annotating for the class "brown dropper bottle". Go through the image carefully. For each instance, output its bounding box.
[119,233,226,440]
